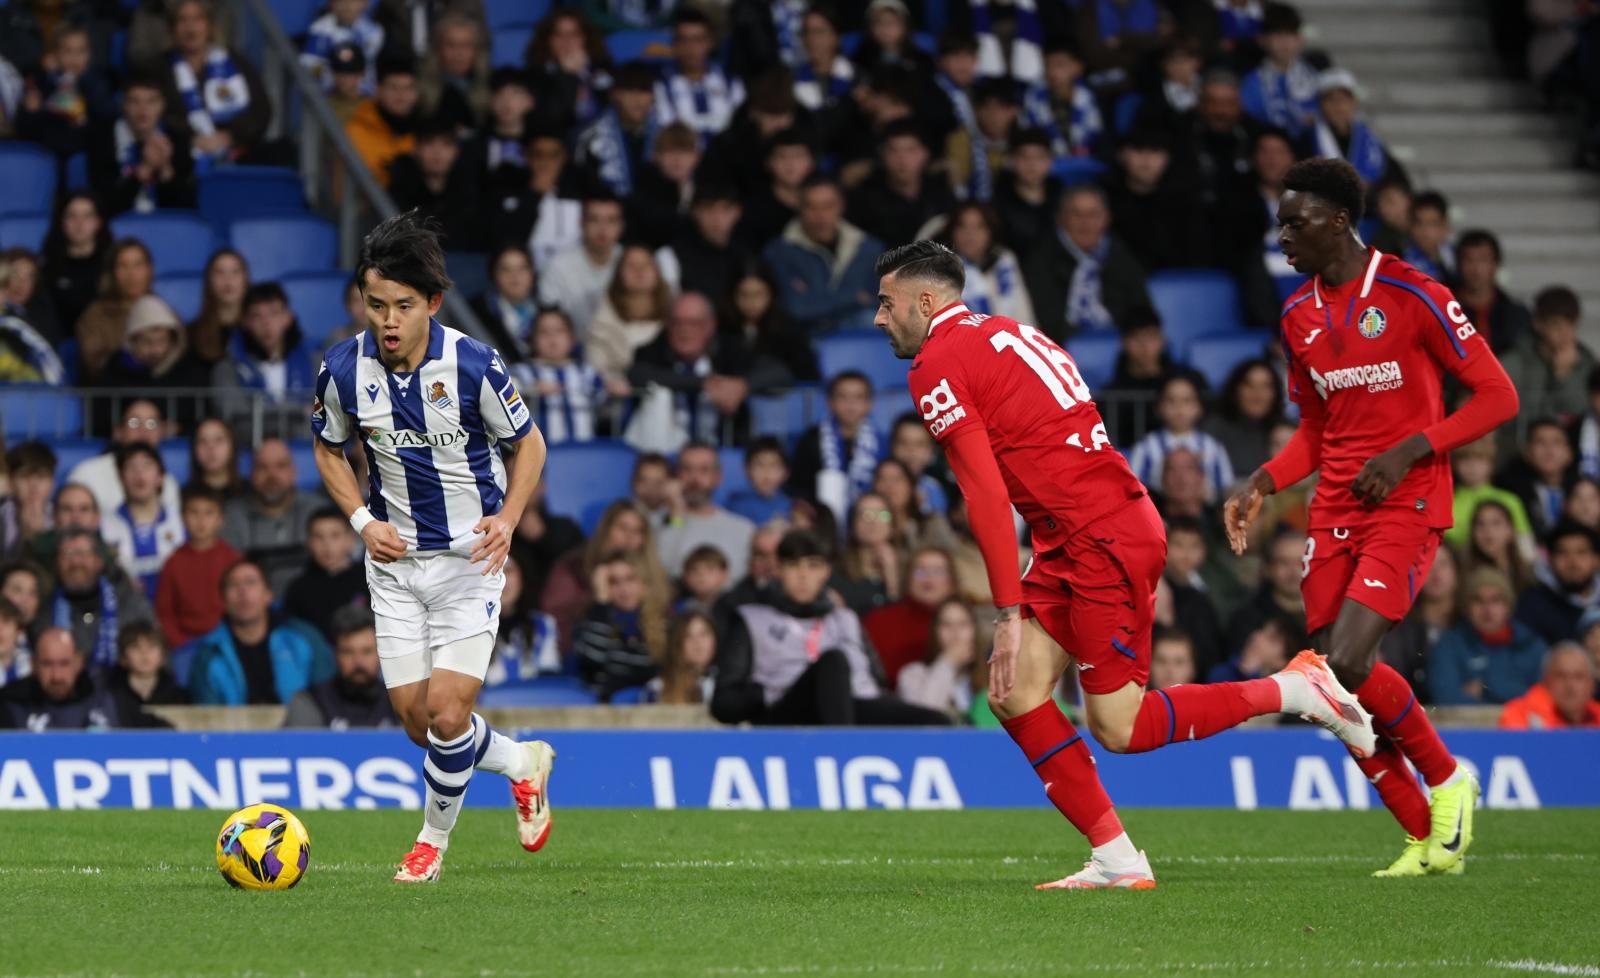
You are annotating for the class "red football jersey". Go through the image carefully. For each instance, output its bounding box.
[1277,249,1495,530]
[907,303,1148,556]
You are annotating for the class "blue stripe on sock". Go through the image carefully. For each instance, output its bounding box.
[1029,734,1081,768]
[1156,689,1176,745]
[472,714,491,764]
[430,727,474,750]
[423,769,469,797]
[1384,693,1416,729]
[1110,637,1137,660]
[427,744,475,774]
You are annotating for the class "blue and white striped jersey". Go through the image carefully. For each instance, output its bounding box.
[311,321,534,553]
[102,503,186,600]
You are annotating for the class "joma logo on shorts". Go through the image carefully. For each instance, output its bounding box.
[1308,360,1404,399]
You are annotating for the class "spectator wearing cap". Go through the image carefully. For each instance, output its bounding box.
[658,184,744,303]
[946,77,1020,203]
[211,283,317,438]
[88,71,195,215]
[462,67,536,185]
[50,527,156,671]
[849,121,957,248]
[1240,3,1320,140]
[284,605,395,728]
[488,124,584,269]
[101,443,186,601]
[1306,67,1399,187]
[764,175,883,334]
[347,55,420,187]
[300,0,384,96]
[1021,42,1103,160]
[1454,229,1534,356]
[654,9,745,140]
[990,128,1061,251]
[735,128,814,248]
[626,121,701,249]
[1500,642,1600,729]
[1515,522,1600,646]
[0,627,120,730]
[388,117,483,250]
[538,194,624,338]
[101,295,209,423]
[1105,128,1204,271]
[324,42,368,124]
[158,0,272,166]
[575,61,660,198]
[1021,183,1152,341]
[1429,567,1547,706]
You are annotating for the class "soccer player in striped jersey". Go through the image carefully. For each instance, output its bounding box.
[311,212,555,883]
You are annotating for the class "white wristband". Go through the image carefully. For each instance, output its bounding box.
[349,506,376,535]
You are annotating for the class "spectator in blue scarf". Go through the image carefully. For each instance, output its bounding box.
[160,0,271,165]
[51,528,155,672]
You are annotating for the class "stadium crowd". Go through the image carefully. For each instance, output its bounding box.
[0,0,1597,732]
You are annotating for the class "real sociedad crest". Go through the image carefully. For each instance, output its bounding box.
[1357,306,1387,339]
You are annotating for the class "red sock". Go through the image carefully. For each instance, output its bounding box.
[1356,662,1456,787]
[1354,737,1431,838]
[1000,701,1123,845]
[1124,680,1282,753]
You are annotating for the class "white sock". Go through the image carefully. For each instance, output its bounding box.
[1432,764,1466,792]
[1271,672,1311,715]
[472,712,530,781]
[418,725,476,849]
[1091,832,1142,872]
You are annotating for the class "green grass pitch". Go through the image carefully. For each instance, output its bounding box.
[2,808,1597,978]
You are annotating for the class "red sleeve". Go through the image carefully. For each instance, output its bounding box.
[942,423,1023,609]
[1411,276,1521,455]
[1260,325,1326,491]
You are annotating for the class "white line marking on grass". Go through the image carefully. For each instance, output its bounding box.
[703,960,1600,977]
[1490,963,1600,977]
[613,852,1593,872]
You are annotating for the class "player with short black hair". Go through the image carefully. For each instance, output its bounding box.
[1227,156,1520,877]
[313,210,555,883]
[875,240,1373,890]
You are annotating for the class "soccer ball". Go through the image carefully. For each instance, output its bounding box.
[215,803,311,890]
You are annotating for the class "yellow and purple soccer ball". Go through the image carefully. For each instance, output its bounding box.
[215,803,311,890]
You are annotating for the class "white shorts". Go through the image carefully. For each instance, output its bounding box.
[366,552,505,687]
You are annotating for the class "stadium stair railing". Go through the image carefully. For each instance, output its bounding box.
[233,0,489,343]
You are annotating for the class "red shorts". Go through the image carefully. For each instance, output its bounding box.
[1021,494,1167,696]
[1300,520,1442,634]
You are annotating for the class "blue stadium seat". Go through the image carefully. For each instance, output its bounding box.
[491,22,535,67]
[0,213,49,250]
[1148,271,1245,357]
[153,273,206,323]
[750,386,823,440]
[198,167,306,233]
[1184,331,1269,390]
[717,446,750,502]
[577,497,614,536]
[280,272,351,346]
[0,143,56,216]
[815,330,908,393]
[231,216,337,281]
[485,0,551,28]
[158,439,191,484]
[0,387,83,438]
[64,152,88,191]
[49,438,107,486]
[478,677,599,707]
[871,386,914,436]
[1051,157,1107,186]
[287,439,321,490]
[269,0,323,35]
[444,251,489,307]
[912,32,936,54]
[609,685,649,705]
[1065,331,1121,392]
[110,211,215,275]
[1114,93,1143,134]
[607,29,672,63]
[542,441,638,522]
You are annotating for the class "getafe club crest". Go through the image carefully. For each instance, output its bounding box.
[1357,306,1387,339]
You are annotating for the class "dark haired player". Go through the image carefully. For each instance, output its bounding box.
[875,240,1375,891]
[1226,159,1519,877]
[311,211,555,883]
